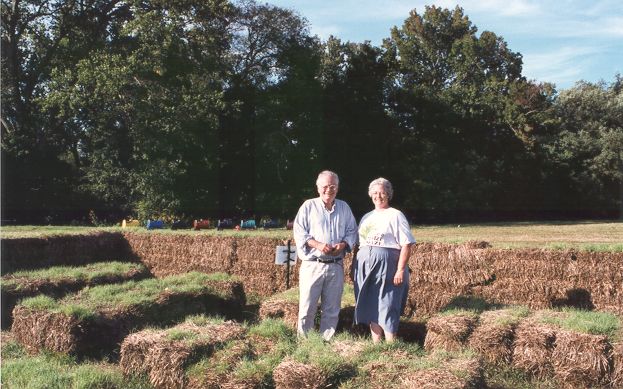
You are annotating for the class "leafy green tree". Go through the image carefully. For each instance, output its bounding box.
[1,0,132,221]
[41,0,233,218]
[252,35,325,217]
[383,5,538,218]
[218,1,314,217]
[541,77,623,215]
[316,37,398,216]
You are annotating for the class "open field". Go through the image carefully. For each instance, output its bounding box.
[414,220,623,251]
[2,220,622,251]
[1,229,622,388]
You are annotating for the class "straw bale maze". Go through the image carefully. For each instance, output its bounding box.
[1,231,622,388]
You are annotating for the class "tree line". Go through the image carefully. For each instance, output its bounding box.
[2,0,622,224]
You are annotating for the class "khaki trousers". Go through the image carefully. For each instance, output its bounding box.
[297,260,344,340]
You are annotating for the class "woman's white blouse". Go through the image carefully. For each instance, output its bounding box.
[358,207,416,249]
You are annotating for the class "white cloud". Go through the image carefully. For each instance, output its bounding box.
[266,0,621,88]
[309,24,342,41]
[460,0,540,16]
[598,16,623,36]
[521,46,601,86]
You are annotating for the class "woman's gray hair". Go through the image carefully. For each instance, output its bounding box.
[316,170,340,186]
[368,177,393,200]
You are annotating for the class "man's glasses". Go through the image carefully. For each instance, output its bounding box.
[318,184,337,191]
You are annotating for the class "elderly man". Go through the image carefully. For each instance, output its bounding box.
[293,170,358,340]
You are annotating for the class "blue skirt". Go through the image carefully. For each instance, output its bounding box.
[354,246,409,334]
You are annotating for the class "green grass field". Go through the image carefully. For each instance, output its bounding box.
[2,220,621,251]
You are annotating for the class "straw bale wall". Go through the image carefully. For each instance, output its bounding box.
[2,233,621,315]
[0,232,136,274]
[357,349,484,389]
[424,313,479,352]
[612,342,623,388]
[273,359,329,389]
[475,249,623,315]
[1,264,150,329]
[427,309,621,388]
[11,280,246,358]
[120,321,247,389]
[551,330,612,388]
[468,310,518,364]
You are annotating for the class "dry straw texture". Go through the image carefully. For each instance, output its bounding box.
[400,355,483,389]
[468,309,521,364]
[405,242,492,316]
[120,321,246,389]
[186,339,251,389]
[612,342,623,388]
[1,263,149,329]
[424,313,479,352]
[3,233,622,315]
[11,306,81,355]
[273,359,328,389]
[511,317,557,378]
[123,233,292,296]
[11,275,245,358]
[0,232,134,275]
[551,329,612,388]
[124,234,237,277]
[476,249,623,315]
[359,350,483,389]
[258,298,299,328]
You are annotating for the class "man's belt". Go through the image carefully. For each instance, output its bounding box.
[309,256,342,264]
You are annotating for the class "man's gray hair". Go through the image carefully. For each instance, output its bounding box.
[368,177,393,200]
[316,170,340,186]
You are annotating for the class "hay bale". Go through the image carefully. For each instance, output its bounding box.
[11,306,82,355]
[424,313,479,352]
[612,342,623,388]
[258,299,299,328]
[407,283,472,317]
[401,370,466,388]
[1,262,150,329]
[123,233,237,277]
[474,277,568,310]
[11,273,245,358]
[468,309,521,364]
[399,354,483,389]
[359,349,483,389]
[120,330,166,377]
[511,318,557,378]
[120,321,246,389]
[231,237,284,296]
[479,249,623,315]
[273,358,328,389]
[331,339,366,360]
[410,243,494,288]
[0,232,134,275]
[551,330,612,388]
[186,339,252,389]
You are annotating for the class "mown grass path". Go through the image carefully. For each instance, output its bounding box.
[2,220,621,251]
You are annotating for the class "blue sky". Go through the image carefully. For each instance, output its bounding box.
[266,0,622,90]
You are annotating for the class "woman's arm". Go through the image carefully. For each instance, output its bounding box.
[350,244,359,282]
[393,243,411,286]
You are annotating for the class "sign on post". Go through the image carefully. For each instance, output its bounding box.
[276,240,297,289]
[275,245,297,266]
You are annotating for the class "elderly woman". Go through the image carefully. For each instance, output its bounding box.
[353,177,416,342]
